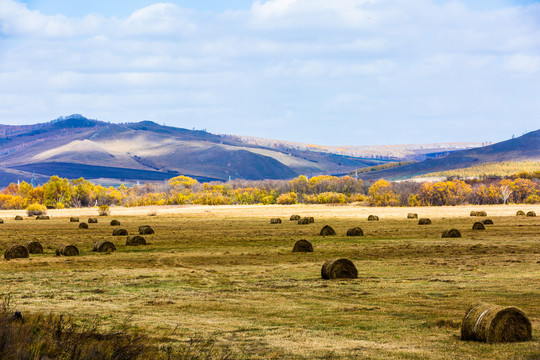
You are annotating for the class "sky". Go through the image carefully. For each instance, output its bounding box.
[1,0,539,146]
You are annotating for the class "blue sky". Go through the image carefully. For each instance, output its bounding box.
[1,0,540,145]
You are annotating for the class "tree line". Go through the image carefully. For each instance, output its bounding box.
[0,172,538,210]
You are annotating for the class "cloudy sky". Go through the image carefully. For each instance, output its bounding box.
[1,0,539,145]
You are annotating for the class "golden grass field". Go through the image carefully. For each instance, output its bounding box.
[0,204,539,359]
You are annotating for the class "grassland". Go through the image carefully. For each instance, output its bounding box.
[420,160,540,179]
[0,204,539,359]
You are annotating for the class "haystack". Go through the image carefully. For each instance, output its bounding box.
[477,211,487,216]
[56,245,79,256]
[290,215,301,221]
[0,219,3,224]
[320,225,336,236]
[298,217,311,225]
[292,239,313,252]
[36,215,49,220]
[321,258,358,279]
[14,215,23,220]
[88,218,98,223]
[407,213,418,219]
[482,219,494,225]
[110,220,121,226]
[70,217,79,222]
[4,245,29,260]
[308,217,315,223]
[346,227,364,236]
[461,302,532,343]
[126,235,146,246]
[472,222,485,230]
[516,210,525,216]
[442,229,461,238]
[368,215,379,221]
[139,225,155,235]
[270,218,282,224]
[470,211,478,216]
[418,218,432,225]
[24,241,43,254]
[93,240,116,252]
[526,211,536,217]
[112,228,128,236]
[79,222,89,229]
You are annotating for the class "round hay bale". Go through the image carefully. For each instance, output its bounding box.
[368,215,379,221]
[321,258,358,280]
[4,245,29,260]
[14,215,23,220]
[442,229,461,238]
[0,219,3,224]
[88,218,98,223]
[418,218,432,225]
[112,228,128,236]
[56,245,79,256]
[290,215,301,221]
[460,302,532,343]
[482,219,494,225]
[126,235,146,246]
[297,217,310,225]
[292,239,313,252]
[472,222,485,230]
[320,225,336,236]
[93,240,116,253]
[477,211,487,217]
[79,222,89,229]
[407,213,418,219]
[70,217,79,222]
[346,227,364,236]
[470,211,478,216]
[110,220,121,226]
[24,241,43,254]
[516,210,525,216]
[36,215,50,220]
[270,218,282,224]
[138,225,155,235]
[308,217,315,223]
[526,211,536,217]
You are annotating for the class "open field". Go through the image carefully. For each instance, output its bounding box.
[0,204,539,359]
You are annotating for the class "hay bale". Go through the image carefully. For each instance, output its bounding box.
[139,225,155,234]
[24,241,43,254]
[346,227,364,236]
[14,215,23,220]
[418,218,432,225]
[482,219,494,225]
[368,215,379,221]
[0,219,3,224]
[88,218,98,223]
[516,210,525,216]
[112,228,128,236]
[290,215,301,221]
[36,215,50,220]
[321,258,358,279]
[70,217,79,222]
[110,220,121,226]
[56,244,79,256]
[526,211,536,217]
[472,222,485,230]
[292,239,313,252]
[320,225,336,236]
[93,240,116,252]
[126,235,147,246]
[470,211,478,216]
[270,218,282,224]
[4,245,29,260]
[79,222,89,229]
[461,302,532,343]
[298,217,311,225]
[477,211,487,217]
[407,213,418,219]
[308,217,315,223]
[442,229,461,238]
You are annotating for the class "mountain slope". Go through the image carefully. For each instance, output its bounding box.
[357,129,540,181]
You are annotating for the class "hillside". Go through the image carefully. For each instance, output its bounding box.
[356,129,540,181]
[0,115,380,186]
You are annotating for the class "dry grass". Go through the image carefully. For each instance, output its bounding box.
[0,204,539,359]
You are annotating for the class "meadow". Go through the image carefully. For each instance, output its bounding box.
[0,204,539,359]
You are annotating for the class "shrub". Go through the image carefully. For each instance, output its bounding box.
[276,192,298,205]
[26,203,47,216]
[98,205,110,216]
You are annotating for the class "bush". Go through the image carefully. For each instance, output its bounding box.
[98,205,110,216]
[276,192,298,205]
[26,203,47,216]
